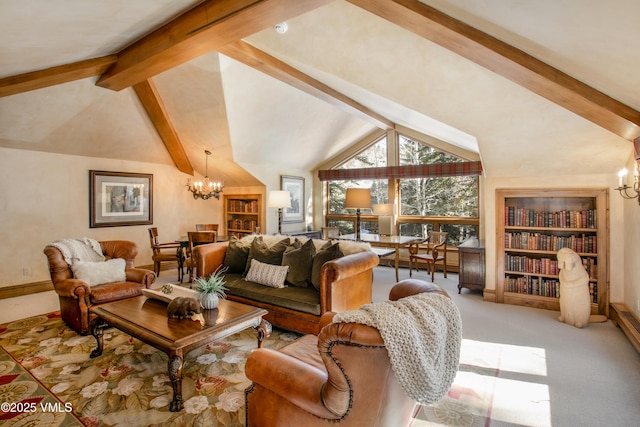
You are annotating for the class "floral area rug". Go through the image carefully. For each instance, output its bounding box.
[0,312,298,427]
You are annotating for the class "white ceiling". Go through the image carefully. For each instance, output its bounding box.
[0,0,638,184]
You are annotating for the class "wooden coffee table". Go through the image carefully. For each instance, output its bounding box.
[89,295,270,411]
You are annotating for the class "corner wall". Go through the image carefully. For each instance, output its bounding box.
[0,147,224,287]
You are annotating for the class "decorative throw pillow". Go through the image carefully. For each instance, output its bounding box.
[71,258,126,287]
[310,242,344,290]
[223,235,250,273]
[245,259,289,288]
[244,236,290,275]
[282,238,316,287]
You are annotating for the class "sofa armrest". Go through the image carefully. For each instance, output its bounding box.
[126,268,156,287]
[246,348,338,420]
[194,241,229,279]
[389,278,449,301]
[53,278,90,299]
[320,251,379,313]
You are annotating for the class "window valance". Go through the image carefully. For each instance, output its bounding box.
[318,161,483,181]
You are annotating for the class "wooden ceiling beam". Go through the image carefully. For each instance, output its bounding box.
[348,0,640,141]
[97,0,334,91]
[0,55,116,98]
[218,41,395,130]
[133,79,193,175]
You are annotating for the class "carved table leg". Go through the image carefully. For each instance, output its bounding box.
[168,352,185,412]
[89,318,106,358]
[256,319,272,348]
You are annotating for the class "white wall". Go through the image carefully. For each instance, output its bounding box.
[0,147,224,287]
[621,154,640,317]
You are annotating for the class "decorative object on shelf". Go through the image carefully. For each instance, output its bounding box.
[268,190,291,235]
[186,150,224,200]
[281,175,305,223]
[373,203,394,236]
[192,265,228,309]
[615,137,640,205]
[345,187,371,240]
[89,170,153,228]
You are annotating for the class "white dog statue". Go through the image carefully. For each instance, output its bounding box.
[557,248,606,328]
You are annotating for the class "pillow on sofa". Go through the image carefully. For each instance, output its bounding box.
[244,236,290,275]
[282,238,316,288]
[224,235,250,273]
[245,259,289,288]
[71,258,126,287]
[310,242,344,290]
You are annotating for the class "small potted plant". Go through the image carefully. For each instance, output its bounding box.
[192,265,228,309]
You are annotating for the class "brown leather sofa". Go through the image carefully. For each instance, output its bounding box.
[244,279,449,427]
[43,240,156,335]
[195,240,379,335]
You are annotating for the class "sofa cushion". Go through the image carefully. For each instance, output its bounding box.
[245,236,290,274]
[223,235,250,274]
[310,242,344,290]
[71,258,126,286]
[282,239,315,288]
[225,274,321,315]
[246,259,289,288]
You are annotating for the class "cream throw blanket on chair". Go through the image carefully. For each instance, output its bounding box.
[47,238,105,265]
[333,292,462,404]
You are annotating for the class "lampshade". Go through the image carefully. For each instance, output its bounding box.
[373,203,394,215]
[344,188,371,210]
[268,190,292,209]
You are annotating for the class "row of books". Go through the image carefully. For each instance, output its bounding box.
[504,232,597,253]
[505,254,598,279]
[227,199,259,213]
[227,219,258,231]
[505,275,597,303]
[505,206,597,229]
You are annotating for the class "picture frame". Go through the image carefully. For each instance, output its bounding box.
[89,170,153,228]
[281,175,304,223]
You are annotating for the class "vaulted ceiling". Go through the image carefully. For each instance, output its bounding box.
[1,0,639,186]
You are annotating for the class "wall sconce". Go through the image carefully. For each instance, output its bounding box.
[345,188,371,240]
[616,166,640,205]
[268,190,291,235]
[615,137,640,205]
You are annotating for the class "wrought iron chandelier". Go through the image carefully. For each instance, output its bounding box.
[186,150,224,200]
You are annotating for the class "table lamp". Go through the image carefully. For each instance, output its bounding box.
[373,203,394,236]
[345,188,371,240]
[268,190,291,235]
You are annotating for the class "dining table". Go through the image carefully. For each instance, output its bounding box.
[175,233,228,283]
[337,233,422,281]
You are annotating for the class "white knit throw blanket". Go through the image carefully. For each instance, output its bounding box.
[47,238,105,265]
[333,292,462,404]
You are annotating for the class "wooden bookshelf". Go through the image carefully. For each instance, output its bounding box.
[495,188,608,316]
[224,194,262,238]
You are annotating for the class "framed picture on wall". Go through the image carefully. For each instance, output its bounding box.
[281,175,304,223]
[90,170,153,228]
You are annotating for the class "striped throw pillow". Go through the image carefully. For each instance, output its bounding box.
[245,259,289,288]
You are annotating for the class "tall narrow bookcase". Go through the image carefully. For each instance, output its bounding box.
[224,194,262,238]
[495,188,608,316]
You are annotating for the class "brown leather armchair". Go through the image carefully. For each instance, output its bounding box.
[43,240,156,335]
[245,279,450,427]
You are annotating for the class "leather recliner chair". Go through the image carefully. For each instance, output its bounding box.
[245,279,450,427]
[43,240,156,335]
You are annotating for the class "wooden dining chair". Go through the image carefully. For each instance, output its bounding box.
[321,226,340,239]
[185,231,217,283]
[148,227,180,277]
[408,231,448,282]
[195,224,219,232]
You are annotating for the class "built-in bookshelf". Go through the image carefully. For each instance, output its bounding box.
[224,194,262,237]
[496,188,608,316]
